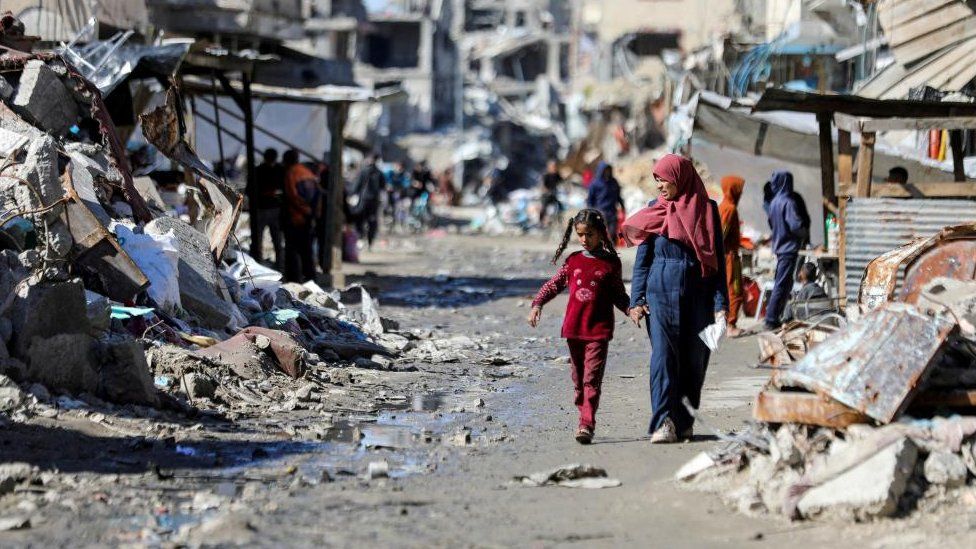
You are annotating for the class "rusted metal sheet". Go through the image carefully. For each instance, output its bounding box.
[61,171,150,302]
[140,87,242,259]
[857,221,976,310]
[753,388,870,428]
[846,198,976,303]
[774,302,957,423]
[198,327,306,379]
[900,239,976,304]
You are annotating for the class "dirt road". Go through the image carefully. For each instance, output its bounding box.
[2,232,970,547]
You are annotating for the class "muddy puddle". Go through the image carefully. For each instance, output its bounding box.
[354,275,545,308]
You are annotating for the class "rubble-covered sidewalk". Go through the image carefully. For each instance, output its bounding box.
[678,223,976,524]
[0,50,523,543]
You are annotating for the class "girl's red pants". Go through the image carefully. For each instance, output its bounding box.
[567,339,609,430]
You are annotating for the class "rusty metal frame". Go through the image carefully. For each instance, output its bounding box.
[774,302,957,423]
[858,223,976,311]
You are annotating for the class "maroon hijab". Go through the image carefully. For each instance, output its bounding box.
[621,154,719,276]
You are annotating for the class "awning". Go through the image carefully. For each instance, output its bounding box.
[694,91,973,182]
[181,77,403,105]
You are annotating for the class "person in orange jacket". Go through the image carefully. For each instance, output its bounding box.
[719,175,746,337]
[282,149,318,282]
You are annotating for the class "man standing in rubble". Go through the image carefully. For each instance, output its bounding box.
[283,149,318,283]
[249,148,285,270]
[764,170,809,330]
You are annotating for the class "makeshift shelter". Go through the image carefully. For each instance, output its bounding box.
[750,88,976,304]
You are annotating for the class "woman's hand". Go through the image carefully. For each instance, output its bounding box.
[629,305,648,328]
[528,306,542,328]
[715,310,727,323]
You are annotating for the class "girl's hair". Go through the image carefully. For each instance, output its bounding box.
[551,208,619,264]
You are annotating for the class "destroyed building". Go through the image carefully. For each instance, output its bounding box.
[351,0,460,137]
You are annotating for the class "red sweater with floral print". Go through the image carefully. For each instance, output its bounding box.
[532,251,630,341]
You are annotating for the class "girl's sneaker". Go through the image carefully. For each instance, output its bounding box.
[650,418,678,444]
[575,427,593,445]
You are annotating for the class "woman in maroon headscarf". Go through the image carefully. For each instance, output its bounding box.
[624,154,728,443]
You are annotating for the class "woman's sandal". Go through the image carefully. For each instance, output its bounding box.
[575,427,593,445]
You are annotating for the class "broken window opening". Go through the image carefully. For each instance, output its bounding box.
[497,43,548,82]
[361,22,421,69]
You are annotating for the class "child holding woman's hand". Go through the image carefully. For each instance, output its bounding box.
[528,209,630,444]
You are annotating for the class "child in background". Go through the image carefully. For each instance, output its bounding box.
[528,209,631,444]
[784,262,828,322]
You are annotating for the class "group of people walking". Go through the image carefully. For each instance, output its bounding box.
[530,153,815,444]
[248,151,452,283]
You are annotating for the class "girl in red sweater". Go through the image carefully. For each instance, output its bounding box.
[528,209,631,444]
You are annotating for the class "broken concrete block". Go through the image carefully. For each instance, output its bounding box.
[771,425,803,467]
[2,135,72,259]
[675,452,717,482]
[183,372,217,400]
[367,460,390,479]
[0,382,24,412]
[12,60,80,136]
[0,358,26,382]
[0,462,34,495]
[25,333,99,396]
[85,290,111,333]
[281,282,312,301]
[0,76,13,100]
[10,279,90,358]
[797,437,917,520]
[145,217,239,329]
[95,337,159,406]
[924,451,968,488]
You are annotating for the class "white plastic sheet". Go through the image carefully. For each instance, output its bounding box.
[112,223,181,311]
[228,250,283,292]
[698,317,727,352]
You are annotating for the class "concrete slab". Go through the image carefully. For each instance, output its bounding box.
[12,60,80,136]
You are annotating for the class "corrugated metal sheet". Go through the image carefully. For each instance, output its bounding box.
[845,198,976,301]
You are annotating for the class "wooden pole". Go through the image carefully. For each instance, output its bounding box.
[241,73,257,203]
[838,129,853,186]
[816,112,836,245]
[950,129,966,182]
[324,102,348,287]
[855,131,876,197]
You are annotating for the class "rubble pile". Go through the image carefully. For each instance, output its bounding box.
[679,225,976,522]
[0,53,446,422]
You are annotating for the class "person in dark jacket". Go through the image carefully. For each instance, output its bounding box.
[623,154,728,444]
[348,154,385,250]
[539,159,564,226]
[249,148,285,269]
[764,170,809,329]
[586,162,625,238]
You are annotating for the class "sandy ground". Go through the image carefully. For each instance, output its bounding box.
[3,230,975,547]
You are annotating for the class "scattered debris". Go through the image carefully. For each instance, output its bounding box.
[517,464,621,489]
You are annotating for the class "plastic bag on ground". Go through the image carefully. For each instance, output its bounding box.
[228,250,283,292]
[112,223,181,311]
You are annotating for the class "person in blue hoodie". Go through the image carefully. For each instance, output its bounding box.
[586,162,626,238]
[764,170,810,329]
